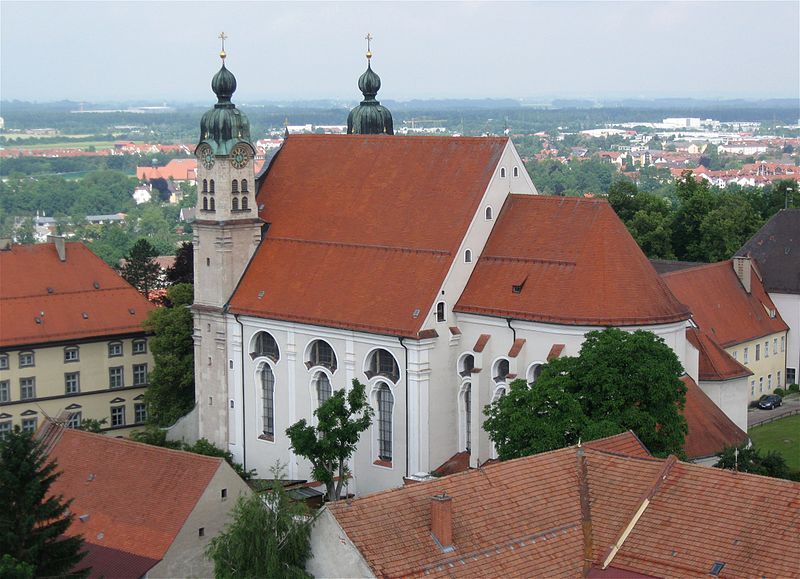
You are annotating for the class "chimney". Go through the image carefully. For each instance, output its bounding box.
[48,235,66,262]
[576,447,593,577]
[431,493,454,552]
[0,238,11,251]
[732,255,751,293]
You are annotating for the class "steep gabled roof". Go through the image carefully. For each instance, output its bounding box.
[327,434,799,578]
[662,260,788,347]
[686,327,752,381]
[456,196,691,326]
[736,208,800,294]
[681,374,749,459]
[229,135,508,337]
[43,425,223,572]
[0,243,154,348]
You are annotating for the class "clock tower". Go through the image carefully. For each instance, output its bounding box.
[193,36,261,447]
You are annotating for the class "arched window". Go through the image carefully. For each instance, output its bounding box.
[202,179,208,193]
[314,371,332,407]
[241,196,249,210]
[500,167,506,178]
[493,358,510,383]
[492,385,507,402]
[366,349,399,382]
[202,197,208,211]
[209,179,215,194]
[209,197,216,211]
[232,179,239,193]
[241,179,248,192]
[485,206,493,220]
[465,249,472,263]
[251,331,279,362]
[436,301,446,323]
[513,166,519,177]
[232,197,239,211]
[260,364,275,439]
[458,354,475,377]
[307,340,337,371]
[461,382,472,452]
[527,363,543,386]
[377,383,394,462]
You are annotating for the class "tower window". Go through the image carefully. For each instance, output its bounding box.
[232,197,239,211]
[202,197,208,211]
[209,198,215,211]
[209,179,215,194]
[202,179,208,193]
[513,166,519,177]
[436,301,446,323]
[241,196,249,210]
[241,179,248,192]
[500,167,506,178]
[232,179,239,193]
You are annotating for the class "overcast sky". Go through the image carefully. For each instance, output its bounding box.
[2,1,798,103]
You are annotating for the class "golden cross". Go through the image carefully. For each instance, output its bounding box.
[365,32,373,59]
[219,32,227,60]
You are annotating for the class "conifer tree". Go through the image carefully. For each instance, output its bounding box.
[0,428,89,577]
[120,238,162,298]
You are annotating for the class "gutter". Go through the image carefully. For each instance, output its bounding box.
[234,313,247,471]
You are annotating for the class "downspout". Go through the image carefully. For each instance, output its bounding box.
[234,314,247,471]
[399,336,409,478]
[506,317,516,343]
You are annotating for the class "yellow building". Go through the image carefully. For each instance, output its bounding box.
[0,238,155,436]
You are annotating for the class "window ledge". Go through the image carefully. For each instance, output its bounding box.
[373,459,392,468]
[258,433,275,443]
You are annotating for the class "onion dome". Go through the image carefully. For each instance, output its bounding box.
[197,46,252,156]
[347,51,393,136]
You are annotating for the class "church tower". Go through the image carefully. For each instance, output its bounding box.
[347,34,394,135]
[193,36,261,447]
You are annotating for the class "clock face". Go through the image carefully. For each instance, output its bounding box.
[230,145,249,169]
[198,145,215,170]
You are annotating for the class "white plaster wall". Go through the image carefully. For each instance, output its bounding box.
[685,334,700,384]
[698,376,749,434]
[307,509,374,578]
[772,293,800,382]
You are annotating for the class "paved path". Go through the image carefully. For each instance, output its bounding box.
[748,394,800,428]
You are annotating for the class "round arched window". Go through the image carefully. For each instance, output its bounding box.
[307,340,337,371]
[365,349,399,382]
[251,331,279,362]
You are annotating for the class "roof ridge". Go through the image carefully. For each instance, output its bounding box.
[267,236,450,256]
[481,255,576,266]
[0,285,136,302]
[660,259,730,277]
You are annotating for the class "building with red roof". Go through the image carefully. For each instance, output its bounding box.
[307,431,799,578]
[38,420,250,578]
[0,238,155,436]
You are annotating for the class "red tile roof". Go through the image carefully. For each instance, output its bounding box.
[79,543,159,579]
[686,327,752,381]
[547,343,565,360]
[136,158,197,181]
[473,334,491,353]
[0,243,155,348]
[43,425,223,565]
[662,260,788,347]
[681,375,748,459]
[229,135,508,338]
[508,338,526,357]
[327,434,799,578]
[455,196,691,326]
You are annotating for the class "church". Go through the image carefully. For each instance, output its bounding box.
[191,43,698,496]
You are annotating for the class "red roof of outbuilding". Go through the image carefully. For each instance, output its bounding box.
[686,327,752,381]
[0,243,155,348]
[681,374,749,459]
[229,135,508,337]
[456,196,691,326]
[662,260,788,347]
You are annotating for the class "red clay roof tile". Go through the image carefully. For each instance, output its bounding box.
[681,374,748,459]
[686,327,752,381]
[456,196,691,326]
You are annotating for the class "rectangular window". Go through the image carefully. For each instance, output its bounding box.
[111,405,126,427]
[759,377,763,393]
[788,368,796,385]
[750,380,755,397]
[134,402,147,424]
[64,347,79,363]
[744,347,749,364]
[764,341,769,358]
[778,371,782,387]
[0,380,9,403]
[67,412,82,429]
[133,364,148,386]
[768,374,772,390]
[0,354,8,370]
[65,372,80,395]
[732,350,737,361]
[109,367,124,389]
[0,421,11,440]
[20,377,35,400]
[108,342,123,357]
[133,339,147,355]
[781,336,785,352]
[773,338,778,355]
[756,344,760,361]
[22,417,38,433]
[19,352,34,368]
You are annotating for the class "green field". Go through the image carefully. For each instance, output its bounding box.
[4,140,129,151]
[749,414,800,470]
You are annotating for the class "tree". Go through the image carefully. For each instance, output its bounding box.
[120,238,162,298]
[715,444,793,480]
[142,283,195,426]
[671,173,718,261]
[0,427,89,577]
[206,466,312,578]
[166,241,194,285]
[286,379,374,501]
[484,328,688,460]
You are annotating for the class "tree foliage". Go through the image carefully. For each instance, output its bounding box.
[142,283,195,426]
[206,467,312,579]
[0,428,89,577]
[484,328,688,460]
[166,241,194,286]
[714,444,796,480]
[286,379,374,501]
[120,238,163,298]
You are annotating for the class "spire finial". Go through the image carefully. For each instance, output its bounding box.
[219,31,228,62]
[365,32,373,60]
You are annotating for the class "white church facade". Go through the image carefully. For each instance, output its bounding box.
[192,48,706,496]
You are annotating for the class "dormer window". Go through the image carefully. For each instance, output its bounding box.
[307,340,337,371]
[366,349,399,382]
[485,206,493,220]
[464,249,472,263]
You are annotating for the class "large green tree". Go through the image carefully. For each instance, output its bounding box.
[484,328,688,460]
[166,241,194,286]
[206,469,312,578]
[286,379,373,501]
[0,428,89,577]
[142,283,195,426]
[121,238,162,298]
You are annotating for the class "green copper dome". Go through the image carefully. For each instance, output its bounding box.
[197,62,252,156]
[347,61,393,135]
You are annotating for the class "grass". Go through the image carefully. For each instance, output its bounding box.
[3,140,128,151]
[749,414,800,471]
